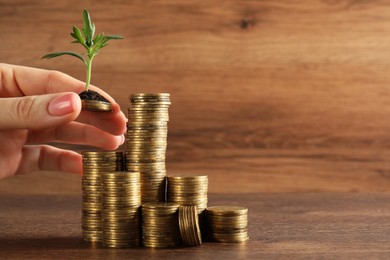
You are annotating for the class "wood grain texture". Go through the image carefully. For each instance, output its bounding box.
[1,0,390,192]
[1,193,390,259]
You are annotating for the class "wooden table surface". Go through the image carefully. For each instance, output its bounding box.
[1,192,390,259]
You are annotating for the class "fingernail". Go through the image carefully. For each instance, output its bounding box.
[120,134,125,145]
[48,93,77,116]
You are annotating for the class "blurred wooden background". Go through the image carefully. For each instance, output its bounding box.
[1,0,390,194]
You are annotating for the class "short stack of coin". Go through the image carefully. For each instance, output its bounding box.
[205,206,249,243]
[101,171,141,248]
[167,175,208,214]
[126,93,171,202]
[142,202,181,248]
[81,100,112,112]
[178,205,202,246]
[81,151,124,243]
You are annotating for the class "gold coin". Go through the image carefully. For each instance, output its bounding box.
[82,151,122,157]
[206,206,248,216]
[178,205,202,246]
[81,100,112,112]
[130,92,170,97]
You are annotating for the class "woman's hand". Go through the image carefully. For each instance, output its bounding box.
[0,63,127,180]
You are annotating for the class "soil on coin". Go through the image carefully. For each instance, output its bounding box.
[79,90,110,103]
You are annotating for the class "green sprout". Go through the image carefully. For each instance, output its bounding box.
[42,9,123,91]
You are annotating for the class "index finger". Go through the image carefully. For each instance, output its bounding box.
[0,63,115,103]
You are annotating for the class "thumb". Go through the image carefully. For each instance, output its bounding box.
[0,92,81,130]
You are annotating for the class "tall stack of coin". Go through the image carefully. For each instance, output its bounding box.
[142,202,181,247]
[178,205,202,246]
[101,171,141,248]
[167,175,208,214]
[205,206,249,243]
[126,93,171,202]
[81,151,124,243]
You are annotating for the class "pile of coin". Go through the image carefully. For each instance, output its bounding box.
[167,175,208,214]
[126,93,171,202]
[81,151,124,243]
[101,171,141,248]
[80,93,251,247]
[205,206,249,243]
[178,205,202,246]
[142,202,181,248]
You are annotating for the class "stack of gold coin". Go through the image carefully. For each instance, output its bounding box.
[101,172,141,248]
[178,205,202,246]
[167,175,208,214]
[142,202,181,248]
[81,151,124,243]
[205,206,249,243]
[126,93,171,202]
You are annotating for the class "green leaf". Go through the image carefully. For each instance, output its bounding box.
[71,26,85,43]
[96,42,108,51]
[70,26,88,50]
[104,35,124,40]
[91,23,96,38]
[93,33,104,45]
[82,9,95,46]
[41,51,87,65]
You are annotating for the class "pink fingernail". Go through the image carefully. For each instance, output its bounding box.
[48,93,77,116]
[120,134,125,145]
